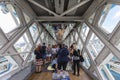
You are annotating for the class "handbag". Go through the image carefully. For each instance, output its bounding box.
[80,55,84,62]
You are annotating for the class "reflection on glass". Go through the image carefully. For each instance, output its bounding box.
[87,33,104,60]
[14,33,32,60]
[98,4,120,33]
[99,53,120,80]
[81,23,89,41]
[29,23,39,42]
[43,23,75,40]
[83,52,91,69]
[0,3,20,33]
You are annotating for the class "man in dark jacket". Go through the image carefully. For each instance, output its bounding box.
[57,44,69,70]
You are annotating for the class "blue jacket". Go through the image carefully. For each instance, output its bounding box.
[57,48,69,63]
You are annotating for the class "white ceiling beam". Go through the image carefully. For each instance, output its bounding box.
[36,16,83,22]
[28,0,59,17]
[60,0,90,16]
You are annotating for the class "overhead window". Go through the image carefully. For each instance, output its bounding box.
[14,33,32,60]
[29,23,39,42]
[98,4,120,33]
[0,3,20,33]
[87,33,104,60]
[81,23,89,42]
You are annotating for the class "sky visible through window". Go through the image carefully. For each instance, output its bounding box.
[0,6,17,33]
[99,4,120,33]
